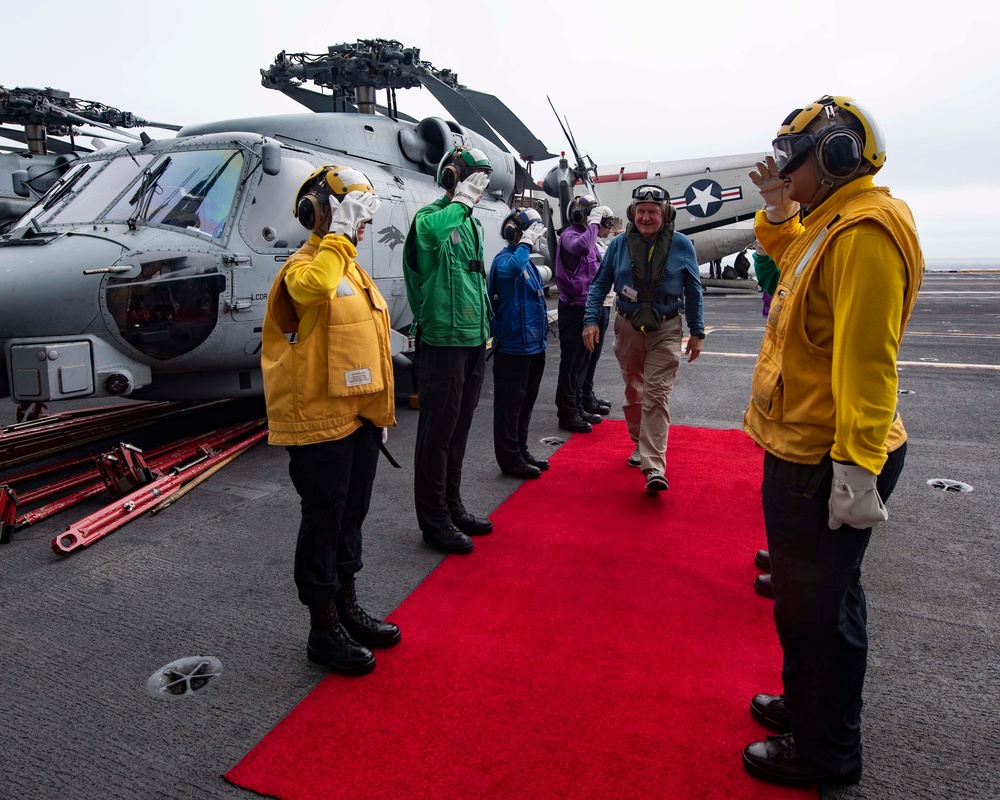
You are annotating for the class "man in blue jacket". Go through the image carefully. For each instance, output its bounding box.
[488,207,550,480]
[583,185,704,491]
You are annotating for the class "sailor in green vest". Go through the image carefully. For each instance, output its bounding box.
[403,145,494,555]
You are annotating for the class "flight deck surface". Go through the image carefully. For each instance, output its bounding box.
[1,271,997,800]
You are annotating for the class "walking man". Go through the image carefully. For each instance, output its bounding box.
[583,184,704,491]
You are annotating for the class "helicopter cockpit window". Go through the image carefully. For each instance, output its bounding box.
[104,149,245,240]
[24,154,154,227]
[105,251,225,360]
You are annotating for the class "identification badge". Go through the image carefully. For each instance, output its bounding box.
[344,367,373,387]
[450,229,461,245]
[620,285,638,302]
[335,278,355,297]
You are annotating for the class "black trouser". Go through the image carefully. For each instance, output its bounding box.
[413,341,486,533]
[763,443,907,780]
[556,301,588,420]
[287,424,381,607]
[492,350,545,471]
[581,304,610,407]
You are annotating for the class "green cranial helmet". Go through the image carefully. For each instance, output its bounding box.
[437,145,492,189]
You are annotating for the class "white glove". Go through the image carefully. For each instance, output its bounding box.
[588,205,613,226]
[519,221,546,248]
[381,427,388,445]
[452,171,491,208]
[749,156,800,224]
[828,462,888,530]
[329,191,381,239]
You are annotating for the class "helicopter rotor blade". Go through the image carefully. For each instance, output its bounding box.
[50,109,142,142]
[456,88,557,163]
[143,121,183,132]
[418,73,508,152]
[0,125,87,155]
[269,82,417,122]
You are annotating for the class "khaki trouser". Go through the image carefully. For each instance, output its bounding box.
[611,312,682,475]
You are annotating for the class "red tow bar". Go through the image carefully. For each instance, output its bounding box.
[51,428,267,555]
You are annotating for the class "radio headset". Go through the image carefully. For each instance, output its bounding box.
[569,196,595,225]
[295,168,333,232]
[626,200,676,224]
[815,127,864,178]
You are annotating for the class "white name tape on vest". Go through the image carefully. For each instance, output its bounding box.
[344,368,373,387]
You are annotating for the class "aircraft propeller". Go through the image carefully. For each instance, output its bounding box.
[538,96,603,226]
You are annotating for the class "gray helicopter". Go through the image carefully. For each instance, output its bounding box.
[0,41,568,406]
[0,39,763,408]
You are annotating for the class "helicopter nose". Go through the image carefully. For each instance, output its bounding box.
[0,236,126,338]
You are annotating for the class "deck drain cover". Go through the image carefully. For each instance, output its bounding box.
[147,656,223,700]
[927,478,974,493]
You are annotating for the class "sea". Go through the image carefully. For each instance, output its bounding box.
[924,257,1000,272]
[709,256,1000,278]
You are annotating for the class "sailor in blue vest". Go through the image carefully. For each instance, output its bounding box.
[488,208,550,479]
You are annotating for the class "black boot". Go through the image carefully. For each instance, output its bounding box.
[307,598,376,675]
[335,579,401,648]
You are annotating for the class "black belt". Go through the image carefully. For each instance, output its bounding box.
[618,308,679,322]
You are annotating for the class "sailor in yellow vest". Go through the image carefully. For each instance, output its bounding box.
[740,97,924,786]
[262,166,399,677]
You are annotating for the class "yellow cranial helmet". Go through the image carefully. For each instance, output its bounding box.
[772,95,886,180]
[293,165,375,233]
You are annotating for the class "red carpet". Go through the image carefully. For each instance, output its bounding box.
[226,423,815,799]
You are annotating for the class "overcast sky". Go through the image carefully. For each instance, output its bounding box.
[3,0,996,260]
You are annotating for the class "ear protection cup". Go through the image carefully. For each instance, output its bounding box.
[295,193,331,233]
[817,129,864,178]
[441,165,459,191]
[296,195,318,230]
[502,220,519,242]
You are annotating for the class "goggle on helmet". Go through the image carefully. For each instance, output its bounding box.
[771,95,886,178]
[626,183,675,225]
[631,184,670,203]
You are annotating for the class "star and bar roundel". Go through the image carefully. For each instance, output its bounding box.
[671,179,743,218]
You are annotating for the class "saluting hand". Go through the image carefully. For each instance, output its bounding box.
[330,191,381,241]
[750,156,800,224]
[452,171,491,209]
